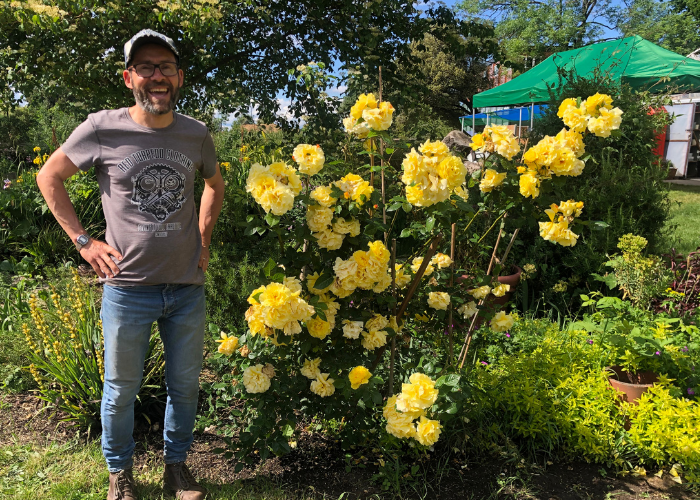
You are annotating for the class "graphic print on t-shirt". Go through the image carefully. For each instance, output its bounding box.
[130,163,186,222]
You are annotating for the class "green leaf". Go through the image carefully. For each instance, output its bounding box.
[425,216,435,232]
[371,391,383,405]
[385,147,395,154]
[399,228,413,238]
[263,258,276,277]
[265,212,280,227]
[314,271,334,290]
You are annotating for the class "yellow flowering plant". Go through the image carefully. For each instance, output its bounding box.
[218,91,622,467]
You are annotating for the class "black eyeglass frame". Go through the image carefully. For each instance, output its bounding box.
[128,62,180,78]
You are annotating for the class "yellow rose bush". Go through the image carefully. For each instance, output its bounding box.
[220,90,619,467]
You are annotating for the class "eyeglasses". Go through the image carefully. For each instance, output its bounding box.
[129,62,179,78]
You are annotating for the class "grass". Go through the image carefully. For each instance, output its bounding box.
[666,184,700,256]
[0,438,329,500]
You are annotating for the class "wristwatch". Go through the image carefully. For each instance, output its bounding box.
[75,233,90,251]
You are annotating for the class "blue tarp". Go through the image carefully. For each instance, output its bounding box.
[460,105,549,128]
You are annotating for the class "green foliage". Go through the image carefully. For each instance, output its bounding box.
[23,270,166,430]
[603,234,672,308]
[571,293,699,388]
[627,382,700,482]
[0,0,481,121]
[512,77,673,312]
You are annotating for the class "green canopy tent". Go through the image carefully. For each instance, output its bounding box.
[473,36,700,108]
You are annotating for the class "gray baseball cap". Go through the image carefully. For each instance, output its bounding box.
[124,29,179,67]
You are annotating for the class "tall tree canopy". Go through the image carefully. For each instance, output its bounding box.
[458,0,700,66]
[458,0,613,66]
[0,0,493,123]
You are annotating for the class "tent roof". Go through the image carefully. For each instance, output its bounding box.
[473,36,700,108]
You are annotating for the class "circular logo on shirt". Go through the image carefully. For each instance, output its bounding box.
[131,164,186,222]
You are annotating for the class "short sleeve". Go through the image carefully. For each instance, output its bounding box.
[200,131,217,179]
[61,116,101,171]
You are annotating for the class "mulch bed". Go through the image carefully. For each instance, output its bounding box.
[0,392,694,499]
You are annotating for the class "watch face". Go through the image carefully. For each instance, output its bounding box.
[77,235,89,245]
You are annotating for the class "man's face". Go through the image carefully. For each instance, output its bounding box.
[123,44,183,115]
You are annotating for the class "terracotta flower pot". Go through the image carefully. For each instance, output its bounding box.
[607,365,658,405]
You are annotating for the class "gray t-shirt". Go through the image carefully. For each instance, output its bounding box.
[62,108,217,286]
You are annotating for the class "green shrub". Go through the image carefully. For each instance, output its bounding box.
[468,323,625,464]
[512,75,673,313]
[627,382,700,482]
[24,270,165,431]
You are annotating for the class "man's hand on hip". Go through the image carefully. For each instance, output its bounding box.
[80,240,123,279]
[198,247,210,273]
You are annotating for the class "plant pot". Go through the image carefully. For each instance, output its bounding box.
[607,365,658,405]
[666,167,678,180]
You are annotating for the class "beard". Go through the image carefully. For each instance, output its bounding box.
[132,82,180,115]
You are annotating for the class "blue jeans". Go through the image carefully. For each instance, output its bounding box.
[100,284,205,472]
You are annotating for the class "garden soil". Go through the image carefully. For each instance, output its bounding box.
[0,393,694,500]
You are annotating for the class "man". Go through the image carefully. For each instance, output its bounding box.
[37,30,224,500]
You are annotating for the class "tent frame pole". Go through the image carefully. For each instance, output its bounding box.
[518,107,522,138]
[530,102,534,130]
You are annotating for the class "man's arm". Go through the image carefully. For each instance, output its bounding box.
[36,147,123,279]
[198,164,225,272]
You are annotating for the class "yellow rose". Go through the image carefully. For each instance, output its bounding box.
[384,396,421,439]
[469,133,486,151]
[490,310,515,332]
[396,373,439,413]
[431,253,453,269]
[457,301,478,319]
[361,329,387,350]
[310,185,337,207]
[561,104,588,133]
[401,148,424,185]
[437,156,468,189]
[283,277,303,294]
[333,217,360,236]
[584,92,613,115]
[414,416,442,446]
[343,116,370,138]
[492,283,510,297]
[418,139,449,166]
[314,229,345,250]
[362,101,394,131]
[310,373,336,397]
[395,264,412,288]
[558,200,584,217]
[301,357,322,379]
[427,291,450,310]
[411,256,434,276]
[557,98,578,119]
[470,285,491,300]
[306,205,334,232]
[365,313,389,333]
[348,366,372,390]
[350,93,377,120]
[216,332,239,355]
[555,128,585,158]
[587,107,623,138]
[479,169,506,193]
[306,316,332,339]
[453,185,469,201]
[258,184,295,215]
[242,364,271,393]
[519,171,540,199]
[244,304,268,337]
[292,144,325,176]
[342,319,364,339]
[405,184,425,206]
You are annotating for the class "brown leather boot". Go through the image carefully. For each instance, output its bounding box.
[163,462,207,499]
[107,468,137,500]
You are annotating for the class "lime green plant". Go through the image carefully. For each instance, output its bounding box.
[603,234,671,308]
[24,269,166,430]
[627,380,700,483]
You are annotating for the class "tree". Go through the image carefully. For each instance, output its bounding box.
[458,0,614,66]
[614,0,700,55]
[0,0,482,124]
[390,33,494,129]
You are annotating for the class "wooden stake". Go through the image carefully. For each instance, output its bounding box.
[388,238,397,396]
